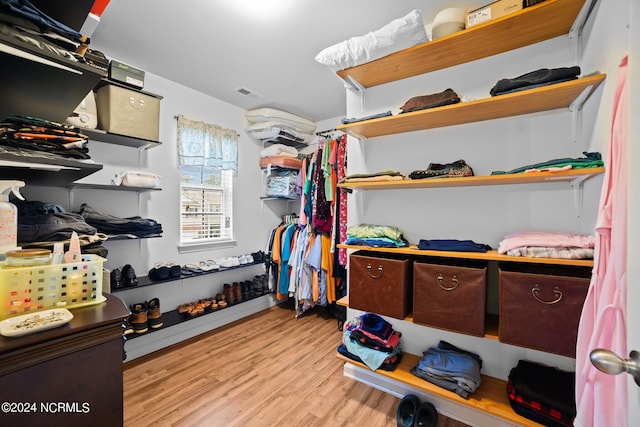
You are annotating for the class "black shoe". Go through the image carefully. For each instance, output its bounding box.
[111,267,124,289]
[251,251,266,262]
[148,263,170,281]
[122,264,138,287]
[396,394,420,427]
[414,401,438,427]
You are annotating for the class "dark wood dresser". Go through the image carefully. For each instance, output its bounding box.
[0,294,129,427]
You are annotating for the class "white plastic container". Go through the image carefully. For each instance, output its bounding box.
[0,180,25,255]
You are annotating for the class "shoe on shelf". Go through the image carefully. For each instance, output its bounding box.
[122,264,138,287]
[217,257,235,268]
[233,282,243,303]
[110,267,124,289]
[147,297,163,329]
[255,274,269,294]
[206,260,220,270]
[224,283,235,305]
[129,302,148,334]
[409,159,474,180]
[122,318,134,335]
[252,276,264,297]
[251,251,266,263]
[396,394,420,427]
[148,263,170,281]
[216,293,227,308]
[184,264,204,274]
[178,303,194,316]
[241,281,251,300]
[167,262,182,278]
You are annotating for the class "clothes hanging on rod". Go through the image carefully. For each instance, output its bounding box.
[265,134,348,318]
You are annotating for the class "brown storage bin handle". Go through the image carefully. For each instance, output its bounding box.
[436,273,459,291]
[531,284,563,304]
[366,263,383,279]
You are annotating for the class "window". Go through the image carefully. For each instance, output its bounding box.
[180,166,233,242]
[176,115,238,245]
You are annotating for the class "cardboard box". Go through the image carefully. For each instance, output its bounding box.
[466,0,523,28]
[109,60,145,89]
[95,83,161,141]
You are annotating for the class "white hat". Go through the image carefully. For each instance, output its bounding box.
[431,7,466,40]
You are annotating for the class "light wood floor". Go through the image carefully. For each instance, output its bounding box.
[123,302,469,427]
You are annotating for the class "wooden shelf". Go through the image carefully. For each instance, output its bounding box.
[338,167,603,192]
[336,352,542,426]
[337,244,594,267]
[338,74,606,138]
[336,0,586,89]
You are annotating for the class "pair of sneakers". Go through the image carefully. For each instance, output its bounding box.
[239,254,254,264]
[218,257,240,268]
[129,297,163,334]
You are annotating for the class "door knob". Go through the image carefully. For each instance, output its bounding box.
[590,349,640,386]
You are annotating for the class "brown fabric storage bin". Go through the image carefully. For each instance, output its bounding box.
[413,259,487,336]
[95,83,161,141]
[499,267,590,357]
[349,251,412,319]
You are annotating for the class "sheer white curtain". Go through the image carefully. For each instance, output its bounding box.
[176,115,238,171]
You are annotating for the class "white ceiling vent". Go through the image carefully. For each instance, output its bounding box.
[234,86,263,100]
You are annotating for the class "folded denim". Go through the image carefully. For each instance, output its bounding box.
[400,88,460,113]
[490,66,581,96]
[412,345,482,398]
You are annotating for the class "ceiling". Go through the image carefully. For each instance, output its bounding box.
[89,0,463,123]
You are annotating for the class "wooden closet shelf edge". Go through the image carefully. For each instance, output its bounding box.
[337,74,606,138]
[336,352,543,426]
[336,245,594,267]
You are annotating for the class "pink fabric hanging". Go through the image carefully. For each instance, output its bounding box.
[575,55,628,427]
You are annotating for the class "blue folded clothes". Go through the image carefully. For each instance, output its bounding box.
[418,239,492,252]
[411,341,482,399]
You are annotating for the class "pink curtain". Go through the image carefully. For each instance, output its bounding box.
[575,55,629,427]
